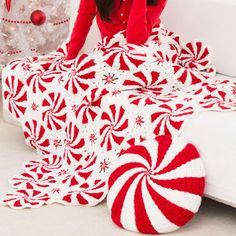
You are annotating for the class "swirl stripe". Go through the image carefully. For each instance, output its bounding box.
[154,138,187,173]
[108,162,144,188]
[152,177,205,196]
[107,168,144,211]
[120,174,143,232]
[157,143,200,175]
[146,180,194,227]
[142,179,178,233]
[155,135,173,169]
[135,179,158,234]
[157,158,205,180]
[148,179,201,212]
[111,172,141,228]
[122,145,153,167]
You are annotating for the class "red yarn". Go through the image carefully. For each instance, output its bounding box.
[107,136,205,234]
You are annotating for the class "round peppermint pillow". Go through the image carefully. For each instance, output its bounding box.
[107,135,205,234]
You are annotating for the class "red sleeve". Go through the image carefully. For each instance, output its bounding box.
[126,0,168,45]
[65,0,97,60]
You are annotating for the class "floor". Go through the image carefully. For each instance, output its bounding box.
[0,93,236,236]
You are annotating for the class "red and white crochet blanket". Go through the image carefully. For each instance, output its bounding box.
[1,24,236,209]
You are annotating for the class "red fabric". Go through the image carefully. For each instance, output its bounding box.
[66,0,168,60]
[107,136,205,234]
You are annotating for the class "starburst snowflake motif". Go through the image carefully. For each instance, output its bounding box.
[102,73,118,85]
[53,138,62,149]
[51,188,60,194]
[31,102,39,111]
[112,90,121,96]
[183,97,192,102]
[232,86,236,96]
[58,169,68,176]
[58,75,64,83]
[99,159,109,173]
[58,58,64,65]
[155,57,165,65]
[23,63,31,71]
[171,85,181,93]
[135,115,144,127]
[89,133,97,144]
[71,105,78,113]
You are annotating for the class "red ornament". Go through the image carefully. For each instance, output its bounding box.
[30,10,46,26]
[5,0,11,11]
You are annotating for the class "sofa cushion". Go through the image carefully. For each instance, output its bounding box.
[107,135,205,234]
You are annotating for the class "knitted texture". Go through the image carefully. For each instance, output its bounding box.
[107,135,205,234]
[1,23,236,213]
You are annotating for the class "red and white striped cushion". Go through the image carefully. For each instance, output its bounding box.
[107,135,205,234]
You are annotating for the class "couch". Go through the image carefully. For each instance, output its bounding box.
[2,0,236,208]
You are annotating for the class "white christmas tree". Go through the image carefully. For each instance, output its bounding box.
[0,0,70,73]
